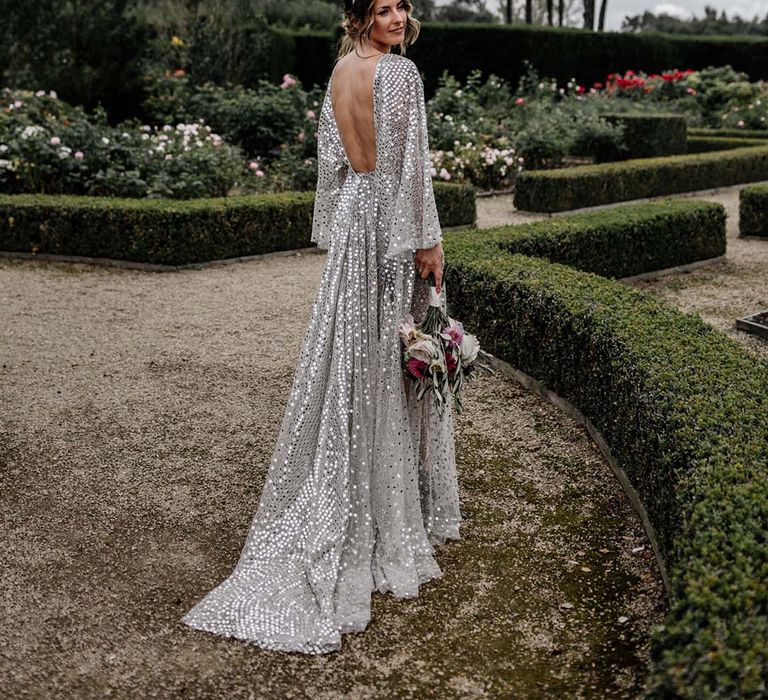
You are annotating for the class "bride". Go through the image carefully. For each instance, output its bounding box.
[181,0,463,654]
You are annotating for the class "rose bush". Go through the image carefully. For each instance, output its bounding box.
[0,88,245,198]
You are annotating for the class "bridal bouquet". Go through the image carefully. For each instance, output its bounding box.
[398,271,494,416]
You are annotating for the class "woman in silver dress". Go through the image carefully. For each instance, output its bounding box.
[181,0,462,654]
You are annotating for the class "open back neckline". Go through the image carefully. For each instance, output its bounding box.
[328,52,390,176]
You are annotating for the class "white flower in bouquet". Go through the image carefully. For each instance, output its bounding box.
[460,332,480,364]
[409,337,438,364]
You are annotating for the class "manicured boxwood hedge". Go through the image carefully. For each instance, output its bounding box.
[0,182,476,265]
[686,135,768,154]
[0,192,316,265]
[433,181,477,228]
[317,24,768,98]
[596,113,687,162]
[514,144,768,212]
[442,234,768,698]
[445,199,725,279]
[739,183,768,238]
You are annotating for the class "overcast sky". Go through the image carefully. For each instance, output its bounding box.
[433,0,768,31]
[602,0,768,31]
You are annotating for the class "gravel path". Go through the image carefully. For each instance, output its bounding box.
[0,251,665,699]
[627,186,768,362]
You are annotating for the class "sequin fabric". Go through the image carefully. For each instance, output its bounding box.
[181,52,462,654]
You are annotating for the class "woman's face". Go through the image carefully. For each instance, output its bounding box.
[365,0,408,47]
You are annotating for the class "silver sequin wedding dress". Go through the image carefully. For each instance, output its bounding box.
[181,52,462,654]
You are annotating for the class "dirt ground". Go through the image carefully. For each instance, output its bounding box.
[1,248,665,699]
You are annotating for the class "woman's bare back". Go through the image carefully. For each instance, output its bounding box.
[330,53,385,174]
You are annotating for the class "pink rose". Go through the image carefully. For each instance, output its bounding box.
[398,313,416,344]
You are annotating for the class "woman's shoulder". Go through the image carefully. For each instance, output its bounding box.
[380,53,422,84]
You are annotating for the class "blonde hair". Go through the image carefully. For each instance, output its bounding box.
[336,0,420,60]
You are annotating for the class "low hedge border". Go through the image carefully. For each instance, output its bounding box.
[688,127,768,140]
[442,237,768,697]
[514,144,768,212]
[0,182,477,265]
[444,198,725,280]
[686,135,768,154]
[739,183,768,238]
[0,192,316,266]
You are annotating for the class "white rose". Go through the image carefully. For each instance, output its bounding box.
[408,338,437,364]
[460,333,480,364]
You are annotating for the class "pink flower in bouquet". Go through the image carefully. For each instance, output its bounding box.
[445,351,457,372]
[398,313,416,344]
[440,319,464,348]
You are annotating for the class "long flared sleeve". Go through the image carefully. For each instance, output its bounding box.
[311,83,348,250]
[383,59,443,259]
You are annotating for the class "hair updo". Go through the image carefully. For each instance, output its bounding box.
[336,0,421,60]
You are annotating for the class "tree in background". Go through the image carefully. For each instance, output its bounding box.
[597,0,607,31]
[0,0,148,118]
[497,0,579,25]
[133,0,273,86]
[583,0,594,30]
[622,6,768,35]
[435,0,498,23]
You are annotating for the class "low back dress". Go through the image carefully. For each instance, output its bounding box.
[181,51,463,654]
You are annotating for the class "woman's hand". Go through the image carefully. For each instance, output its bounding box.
[415,242,444,294]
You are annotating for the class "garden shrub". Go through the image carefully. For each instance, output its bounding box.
[0,192,316,265]
[141,70,324,160]
[446,199,725,279]
[686,135,768,153]
[0,88,248,199]
[433,181,477,228]
[0,182,476,265]
[739,183,768,238]
[688,127,768,140]
[442,238,768,699]
[594,113,687,161]
[514,144,768,212]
